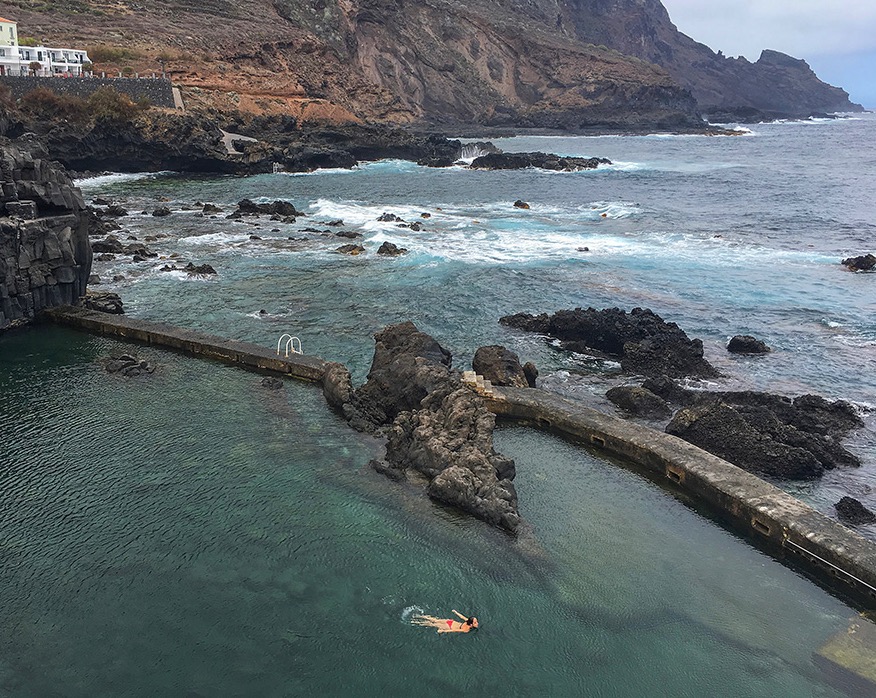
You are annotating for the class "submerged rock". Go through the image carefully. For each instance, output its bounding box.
[105,353,155,377]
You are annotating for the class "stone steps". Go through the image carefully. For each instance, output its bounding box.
[462,370,496,397]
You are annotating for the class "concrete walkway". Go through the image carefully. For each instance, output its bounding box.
[483,384,876,607]
[43,306,327,382]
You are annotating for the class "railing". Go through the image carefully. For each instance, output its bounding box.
[276,333,303,357]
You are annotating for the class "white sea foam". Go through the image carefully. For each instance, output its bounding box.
[401,605,425,623]
[278,166,358,177]
[75,171,168,189]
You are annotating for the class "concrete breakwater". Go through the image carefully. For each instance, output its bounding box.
[41,306,876,608]
[485,385,876,607]
[43,306,326,382]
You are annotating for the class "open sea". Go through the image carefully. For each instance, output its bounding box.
[2,115,875,695]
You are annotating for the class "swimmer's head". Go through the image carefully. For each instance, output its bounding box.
[467,617,479,628]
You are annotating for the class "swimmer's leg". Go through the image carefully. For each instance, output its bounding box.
[411,614,444,628]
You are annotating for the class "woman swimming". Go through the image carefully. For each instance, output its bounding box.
[412,609,479,633]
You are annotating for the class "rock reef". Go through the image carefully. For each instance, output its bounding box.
[501,307,718,378]
[644,379,864,480]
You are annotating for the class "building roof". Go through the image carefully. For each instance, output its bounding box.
[0,17,16,23]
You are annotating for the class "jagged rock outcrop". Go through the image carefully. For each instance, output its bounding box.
[842,254,875,272]
[472,345,530,389]
[500,307,718,378]
[651,381,864,480]
[325,322,520,531]
[0,139,92,329]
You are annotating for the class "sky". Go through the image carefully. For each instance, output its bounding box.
[661,0,876,107]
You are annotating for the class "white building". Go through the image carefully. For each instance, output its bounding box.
[0,16,90,77]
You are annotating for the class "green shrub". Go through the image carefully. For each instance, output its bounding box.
[18,36,39,47]
[86,86,146,122]
[86,45,142,64]
[20,87,88,122]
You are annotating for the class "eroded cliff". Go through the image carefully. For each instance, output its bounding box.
[0,139,92,329]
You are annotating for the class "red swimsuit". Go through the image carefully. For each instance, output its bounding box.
[446,620,454,629]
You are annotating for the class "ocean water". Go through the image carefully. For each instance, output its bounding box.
[2,115,876,695]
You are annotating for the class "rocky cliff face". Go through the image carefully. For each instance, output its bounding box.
[0,139,92,329]
[558,0,862,116]
[9,0,703,130]
[6,0,857,128]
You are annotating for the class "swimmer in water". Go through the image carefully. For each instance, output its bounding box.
[412,609,479,633]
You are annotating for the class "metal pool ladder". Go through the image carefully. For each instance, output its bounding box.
[277,333,303,357]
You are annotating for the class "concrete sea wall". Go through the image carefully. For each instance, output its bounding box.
[0,75,175,109]
[40,306,876,608]
[43,306,327,382]
[485,385,876,607]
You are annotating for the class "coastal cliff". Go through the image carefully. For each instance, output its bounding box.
[0,139,92,329]
[558,0,862,117]
[6,0,858,129]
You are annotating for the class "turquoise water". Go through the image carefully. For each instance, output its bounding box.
[0,328,862,695]
[78,116,876,526]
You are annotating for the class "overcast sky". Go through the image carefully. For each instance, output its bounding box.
[661,0,876,107]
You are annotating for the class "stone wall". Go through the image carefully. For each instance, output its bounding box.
[0,139,92,329]
[0,76,175,109]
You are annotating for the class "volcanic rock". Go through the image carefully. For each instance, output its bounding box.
[91,236,124,254]
[377,212,404,223]
[835,497,876,525]
[336,244,365,255]
[184,262,217,275]
[471,152,611,171]
[472,345,529,388]
[513,200,530,209]
[105,353,155,377]
[152,206,172,217]
[336,322,519,531]
[842,254,875,272]
[377,241,407,256]
[606,386,671,419]
[84,292,124,315]
[727,335,771,354]
[500,307,718,379]
[664,391,863,480]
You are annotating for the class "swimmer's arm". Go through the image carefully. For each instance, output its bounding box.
[451,610,467,621]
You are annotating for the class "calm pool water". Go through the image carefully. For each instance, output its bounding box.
[0,327,864,696]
